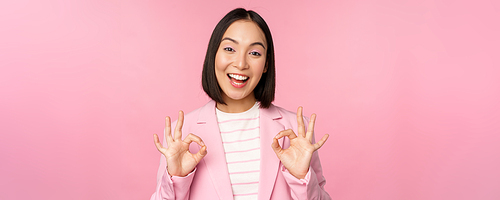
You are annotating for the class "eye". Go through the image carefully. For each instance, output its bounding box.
[250,51,261,56]
[223,47,235,52]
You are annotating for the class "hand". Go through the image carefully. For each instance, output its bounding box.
[271,107,329,179]
[154,111,207,177]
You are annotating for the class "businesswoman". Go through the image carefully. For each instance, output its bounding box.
[151,8,331,200]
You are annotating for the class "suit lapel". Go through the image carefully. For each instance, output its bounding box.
[196,101,286,199]
[195,101,233,200]
[258,104,285,200]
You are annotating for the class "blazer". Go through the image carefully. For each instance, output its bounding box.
[151,101,331,200]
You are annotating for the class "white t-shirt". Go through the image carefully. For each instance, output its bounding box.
[216,102,261,200]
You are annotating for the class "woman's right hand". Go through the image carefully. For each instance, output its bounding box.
[154,111,207,177]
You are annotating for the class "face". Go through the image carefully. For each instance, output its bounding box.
[215,19,267,103]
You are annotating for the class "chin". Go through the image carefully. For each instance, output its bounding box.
[227,94,247,101]
[224,91,251,101]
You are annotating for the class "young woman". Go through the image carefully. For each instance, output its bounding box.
[151,8,331,200]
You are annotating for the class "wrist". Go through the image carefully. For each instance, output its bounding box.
[282,166,308,180]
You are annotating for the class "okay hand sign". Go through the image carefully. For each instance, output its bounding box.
[153,111,207,177]
[271,107,329,179]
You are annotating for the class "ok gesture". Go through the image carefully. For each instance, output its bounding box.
[153,111,207,177]
[271,107,329,179]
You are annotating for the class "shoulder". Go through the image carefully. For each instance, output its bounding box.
[270,104,310,120]
[267,104,311,129]
[272,104,297,119]
[182,106,203,124]
[171,101,215,128]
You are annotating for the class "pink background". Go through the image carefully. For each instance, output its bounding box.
[1,0,499,199]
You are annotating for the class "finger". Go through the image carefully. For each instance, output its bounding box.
[297,107,306,137]
[153,134,164,152]
[184,134,207,162]
[305,113,317,142]
[275,129,297,140]
[194,145,208,162]
[174,111,184,140]
[165,116,173,144]
[183,133,205,147]
[313,134,329,150]
[271,137,283,156]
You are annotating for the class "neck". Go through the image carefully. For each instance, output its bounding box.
[217,94,257,113]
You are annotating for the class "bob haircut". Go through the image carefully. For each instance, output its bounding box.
[202,8,276,109]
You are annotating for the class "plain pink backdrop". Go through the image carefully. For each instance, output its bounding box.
[1,0,499,199]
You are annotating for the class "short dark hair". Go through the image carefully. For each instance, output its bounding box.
[202,8,276,108]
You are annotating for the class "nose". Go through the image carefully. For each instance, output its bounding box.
[233,51,248,70]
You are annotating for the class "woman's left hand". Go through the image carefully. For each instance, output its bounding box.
[271,107,329,179]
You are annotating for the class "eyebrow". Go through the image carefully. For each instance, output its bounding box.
[221,37,266,50]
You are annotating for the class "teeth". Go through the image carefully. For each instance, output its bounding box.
[229,74,249,81]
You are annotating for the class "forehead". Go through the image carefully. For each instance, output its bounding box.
[222,20,267,45]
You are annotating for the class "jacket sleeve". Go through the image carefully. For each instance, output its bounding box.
[281,150,331,200]
[150,127,195,200]
[150,164,195,200]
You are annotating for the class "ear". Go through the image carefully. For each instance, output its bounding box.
[263,61,268,73]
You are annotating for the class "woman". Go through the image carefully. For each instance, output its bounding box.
[151,8,331,200]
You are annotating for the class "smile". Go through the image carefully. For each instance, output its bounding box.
[227,73,249,88]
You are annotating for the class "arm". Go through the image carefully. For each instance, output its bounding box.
[151,111,207,200]
[272,107,331,199]
[150,157,195,200]
[281,150,331,199]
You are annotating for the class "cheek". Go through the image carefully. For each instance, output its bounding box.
[214,54,222,70]
[251,59,267,74]
[215,53,230,71]
[214,54,227,84]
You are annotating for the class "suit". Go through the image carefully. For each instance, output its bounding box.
[151,101,331,200]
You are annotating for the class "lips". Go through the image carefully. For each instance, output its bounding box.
[227,73,249,88]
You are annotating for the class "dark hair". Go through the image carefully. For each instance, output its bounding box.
[202,8,276,108]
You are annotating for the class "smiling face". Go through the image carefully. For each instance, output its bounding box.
[215,19,268,107]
